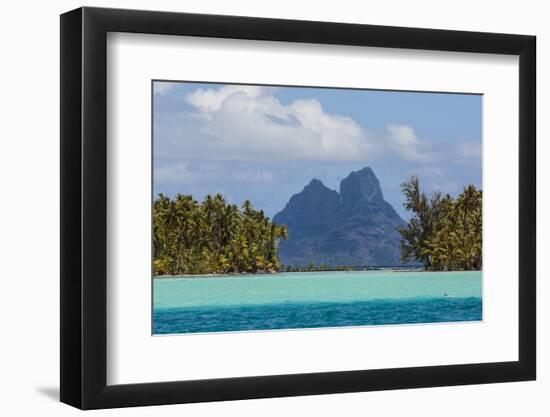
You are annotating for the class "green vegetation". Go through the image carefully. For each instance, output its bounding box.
[398,176,482,271]
[282,263,357,272]
[153,193,288,275]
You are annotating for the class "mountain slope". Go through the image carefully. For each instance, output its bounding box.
[273,167,406,267]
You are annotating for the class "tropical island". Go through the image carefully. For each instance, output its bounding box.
[153,167,482,276]
[152,82,483,334]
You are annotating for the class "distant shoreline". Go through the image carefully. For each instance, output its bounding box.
[152,267,483,279]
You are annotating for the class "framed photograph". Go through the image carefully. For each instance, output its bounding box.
[60,6,536,409]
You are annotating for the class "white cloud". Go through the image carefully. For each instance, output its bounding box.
[385,124,432,162]
[185,85,273,113]
[155,85,480,171]
[178,85,372,162]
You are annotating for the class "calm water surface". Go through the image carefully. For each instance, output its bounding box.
[153,270,482,334]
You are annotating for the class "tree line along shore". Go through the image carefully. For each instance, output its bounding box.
[398,176,482,271]
[153,193,288,276]
[153,176,482,276]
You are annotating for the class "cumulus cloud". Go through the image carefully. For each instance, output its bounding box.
[185,85,273,112]
[385,124,433,162]
[177,85,372,162]
[154,85,483,168]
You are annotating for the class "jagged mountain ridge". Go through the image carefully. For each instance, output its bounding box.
[273,167,406,267]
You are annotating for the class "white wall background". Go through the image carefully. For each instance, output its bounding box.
[0,0,545,415]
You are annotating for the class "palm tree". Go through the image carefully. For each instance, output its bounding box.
[398,176,482,271]
[152,193,288,275]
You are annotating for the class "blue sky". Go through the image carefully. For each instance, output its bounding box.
[153,81,482,219]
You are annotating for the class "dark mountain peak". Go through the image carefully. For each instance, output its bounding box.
[283,178,337,209]
[305,178,328,190]
[340,166,384,208]
[274,167,405,267]
[354,166,376,176]
[273,178,340,235]
[295,178,338,203]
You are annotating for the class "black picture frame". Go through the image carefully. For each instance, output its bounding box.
[60,6,536,410]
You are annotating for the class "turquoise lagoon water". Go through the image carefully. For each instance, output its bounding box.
[153,270,482,334]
